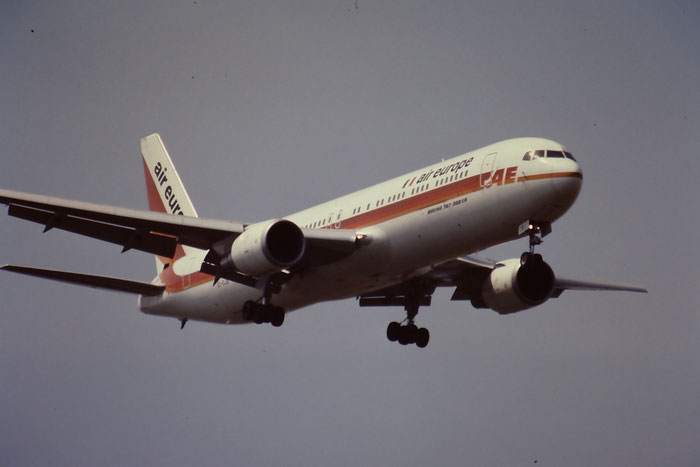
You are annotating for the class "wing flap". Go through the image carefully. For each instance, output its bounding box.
[1,265,165,296]
[9,204,178,257]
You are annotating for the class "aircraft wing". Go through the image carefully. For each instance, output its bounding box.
[359,255,646,308]
[433,258,649,299]
[0,188,365,266]
[550,276,648,296]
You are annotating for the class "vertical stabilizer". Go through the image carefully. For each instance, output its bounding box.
[141,133,198,274]
[141,133,198,217]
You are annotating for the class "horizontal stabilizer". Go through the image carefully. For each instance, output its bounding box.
[553,276,648,296]
[1,265,165,296]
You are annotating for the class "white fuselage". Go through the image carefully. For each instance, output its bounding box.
[138,137,582,324]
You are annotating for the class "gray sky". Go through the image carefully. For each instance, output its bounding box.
[1,1,698,466]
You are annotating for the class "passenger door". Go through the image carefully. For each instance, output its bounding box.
[480,152,498,187]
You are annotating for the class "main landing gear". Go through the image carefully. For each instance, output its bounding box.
[386,299,430,348]
[242,301,285,327]
[359,279,434,348]
[387,320,430,348]
[241,276,286,327]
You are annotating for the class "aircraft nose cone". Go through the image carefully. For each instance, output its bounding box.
[551,159,583,204]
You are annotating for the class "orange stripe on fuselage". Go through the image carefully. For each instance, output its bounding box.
[159,169,581,293]
[160,264,213,293]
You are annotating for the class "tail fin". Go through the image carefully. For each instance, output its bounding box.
[141,133,198,217]
[141,133,198,274]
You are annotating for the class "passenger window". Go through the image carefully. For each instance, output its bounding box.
[547,150,565,158]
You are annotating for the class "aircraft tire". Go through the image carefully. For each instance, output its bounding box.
[242,301,256,321]
[253,307,265,324]
[270,307,285,327]
[398,326,412,345]
[416,328,430,348]
[387,322,401,342]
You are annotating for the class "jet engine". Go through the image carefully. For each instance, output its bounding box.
[472,256,555,314]
[220,219,306,276]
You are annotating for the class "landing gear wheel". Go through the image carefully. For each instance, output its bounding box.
[253,308,265,324]
[387,322,401,342]
[270,307,285,327]
[399,324,416,345]
[242,301,256,321]
[415,328,430,348]
[243,302,286,327]
[386,323,430,348]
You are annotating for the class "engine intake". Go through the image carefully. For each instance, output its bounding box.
[475,256,555,314]
[221,219,306,276]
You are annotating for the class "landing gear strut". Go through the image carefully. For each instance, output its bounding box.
[521,220,551,264]
[358,279,434,348]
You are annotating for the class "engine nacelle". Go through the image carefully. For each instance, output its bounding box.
[474,257,555,314]
[221,219,306,276]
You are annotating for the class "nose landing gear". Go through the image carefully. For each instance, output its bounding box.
[520,220,551,264]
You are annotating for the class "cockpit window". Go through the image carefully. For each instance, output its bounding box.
[524,149,577,161]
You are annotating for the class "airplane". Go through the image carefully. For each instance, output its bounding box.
[0,134,646,347]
